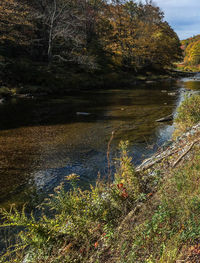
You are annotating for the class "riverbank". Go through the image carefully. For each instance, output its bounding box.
[0,68,196,101]
[0,93,200,262]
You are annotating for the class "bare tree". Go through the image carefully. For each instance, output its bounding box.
[35,0,97,68]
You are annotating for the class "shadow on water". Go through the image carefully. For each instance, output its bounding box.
[0,78,200,210]
[0,81,179,130]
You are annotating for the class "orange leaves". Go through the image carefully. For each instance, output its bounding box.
[189,244,200,254]
[117,183,129,199]
[94,241,99,248]
[121,189,129,199]
[187,243,200,261]
[61,243,73,254]
[117,183,124,189]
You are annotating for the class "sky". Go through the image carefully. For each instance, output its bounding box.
[154,0,200,40]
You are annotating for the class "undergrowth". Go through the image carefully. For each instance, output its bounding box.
[0,141,144,263]
[112,149,200,263]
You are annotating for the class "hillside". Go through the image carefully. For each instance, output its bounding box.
[178,35,200,71]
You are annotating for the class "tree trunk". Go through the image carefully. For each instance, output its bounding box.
[48,0,57,62]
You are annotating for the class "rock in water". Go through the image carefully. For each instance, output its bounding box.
[76,112,91,116]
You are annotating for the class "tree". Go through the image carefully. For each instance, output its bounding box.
[184,40,200,66]
[104,0,181,71]
[33,0,97,68]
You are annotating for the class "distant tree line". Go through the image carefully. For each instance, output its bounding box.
[181,35,200,69]
[0,0,182,88]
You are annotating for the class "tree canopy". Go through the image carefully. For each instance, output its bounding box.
[181,35,200,68]
[0,0,182,88]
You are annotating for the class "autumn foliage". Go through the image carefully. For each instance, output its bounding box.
[0,0,182,77]
[179,34,200,71]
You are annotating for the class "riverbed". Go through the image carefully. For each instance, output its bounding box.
[0,75,199,208]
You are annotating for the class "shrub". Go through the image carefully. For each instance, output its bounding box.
[0,141,142,263]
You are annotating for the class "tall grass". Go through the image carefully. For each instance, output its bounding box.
[114,150,200,263]
[0,141,142,263]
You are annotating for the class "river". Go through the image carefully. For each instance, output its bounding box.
[0,75,200,210]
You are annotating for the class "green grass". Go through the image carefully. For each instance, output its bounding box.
[114,150,200,263]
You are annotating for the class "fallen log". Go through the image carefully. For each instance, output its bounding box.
[172,140,199,168]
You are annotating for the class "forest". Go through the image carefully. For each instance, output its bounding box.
[178,34,200,72]
[0,0,182,94]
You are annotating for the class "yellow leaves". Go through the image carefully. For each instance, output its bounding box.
[65,173,80,181]
[153,31,163,39]
[103,1,181,70]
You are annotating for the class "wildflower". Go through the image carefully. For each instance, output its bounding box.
[94,242,98,248]
[102,233,108,239]
[65,173,80,181]
[80,248,84,254]
[121,189,128,198]
[147,192,153,198]
[117,183,124,189]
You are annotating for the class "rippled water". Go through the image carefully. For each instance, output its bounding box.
[0,75,199,209]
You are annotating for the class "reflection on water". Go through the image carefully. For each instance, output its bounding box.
[182,72,200,91]
[0,76,200,208]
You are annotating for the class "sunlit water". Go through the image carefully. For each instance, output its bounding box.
[0,75,200,210]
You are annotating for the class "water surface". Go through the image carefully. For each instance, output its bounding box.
[0,76,199,208]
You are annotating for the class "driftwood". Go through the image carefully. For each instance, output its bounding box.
[136,138,199,173]
[136,148,180,172]
[156,114,173,122]
[172,140,199,168]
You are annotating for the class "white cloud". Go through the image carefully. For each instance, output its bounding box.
[154,0,200,39]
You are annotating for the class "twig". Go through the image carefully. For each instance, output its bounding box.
[172,140,199,168]
[107,131,115,183]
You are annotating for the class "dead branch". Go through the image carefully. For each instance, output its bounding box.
[107,131,115,183]
[172,140,199,168]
